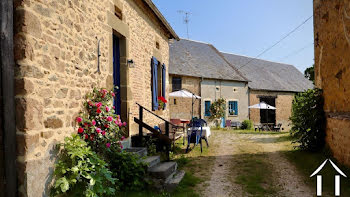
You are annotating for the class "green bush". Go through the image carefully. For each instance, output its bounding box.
[106,149,149,191]
[290,88,325,151]
[51,135,116,197]
[241,120,253,130]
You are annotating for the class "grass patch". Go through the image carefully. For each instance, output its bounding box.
[234,154,279,196]
[284,149,350,196]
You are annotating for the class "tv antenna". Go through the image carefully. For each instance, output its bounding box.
[178,10,191,39]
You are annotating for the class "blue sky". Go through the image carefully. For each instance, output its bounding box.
[153,0,314,73]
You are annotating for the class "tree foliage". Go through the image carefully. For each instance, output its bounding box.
[209,98,226,120]
[304,64,315,84]
[290,88,325,151]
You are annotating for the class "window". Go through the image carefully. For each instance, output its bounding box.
[114,6,122,20]
[233,88,237,93]
[216,86,220,92]
[204,101,211,117]
[174,99,177,105]
[172,77,182,91]
[151,57,166,110]
[228,101,238,116]
[156,41,160,49]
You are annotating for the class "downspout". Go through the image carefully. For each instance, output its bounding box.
[200,77,203,119]
[1,0,17,196]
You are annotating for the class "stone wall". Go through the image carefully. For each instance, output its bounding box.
[201,79,249,124]
[169,75,201,120]
[249,90,295,131]
[314,0,350,166]
[14,0,172,196]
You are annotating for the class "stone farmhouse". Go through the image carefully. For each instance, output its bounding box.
[222,53,313,130]
[169,39,312,130]
[0,0,179,196]
[169,39,249,125]
[314,0,350,167]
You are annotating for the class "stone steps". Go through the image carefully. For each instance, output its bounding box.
[124,147,147,157]
[148,161,177,179]
[127,147,185,191]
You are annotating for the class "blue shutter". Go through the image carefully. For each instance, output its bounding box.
[205,101,211,116]
[234,101,238,115]
[162,64,166,109]
[151,57,158,110]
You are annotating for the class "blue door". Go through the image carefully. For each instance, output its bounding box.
[221,116,225,128]
[113,35,121,115]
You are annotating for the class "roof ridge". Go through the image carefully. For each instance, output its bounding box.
[220,51,294,67]
[179,38,212,45]
[210,45,249,82]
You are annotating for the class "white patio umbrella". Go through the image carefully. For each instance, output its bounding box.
[248,102,276,110]
[169,89,201,120]
[248,102,276,125]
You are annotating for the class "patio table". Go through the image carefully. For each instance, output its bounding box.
[187,126,211,139]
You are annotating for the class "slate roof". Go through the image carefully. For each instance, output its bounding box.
[221,52,314,92]
[169,39,248,82]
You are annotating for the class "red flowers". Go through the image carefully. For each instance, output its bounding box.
[96,108,102,114]
[158,96,167,103]
[78,127,84,134]
[107,116,113,122]
[76,117,82,123]
[92,120,96,126]
[106,143,111,148]
[105,106,110,112]
[95,102,102,108]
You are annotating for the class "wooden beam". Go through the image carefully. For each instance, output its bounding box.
[0,0,17,196]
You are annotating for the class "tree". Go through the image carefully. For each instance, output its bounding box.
[304,64,315,84]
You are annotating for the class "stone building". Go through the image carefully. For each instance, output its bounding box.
[169,39,249,124]
[1,0,178,196]
[314,0,350,166]
[222,53,313,130]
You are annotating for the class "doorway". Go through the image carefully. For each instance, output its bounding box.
[113,35,121,115]
[260,97,276,124]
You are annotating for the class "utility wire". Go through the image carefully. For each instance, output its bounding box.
[279,42,314,61]
[238,15,313,69]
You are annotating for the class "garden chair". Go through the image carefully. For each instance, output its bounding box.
[225,120,232,128]
[254,124,263,131]
[157,122,185,148]
[273,123,282,132]
[186,118,209,153]
[231,121,241,129]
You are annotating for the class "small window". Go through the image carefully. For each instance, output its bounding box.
[156,41,160,49]
[114,6,122,20]
[172,77,182,91]
[216,86,220,92]
[233,88,237,93]
[228,101,238,116]
[204,101,211,117]
[174,99,177,105]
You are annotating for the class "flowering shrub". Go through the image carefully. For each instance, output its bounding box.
[158,96,167,110]
[75,88,126,153]
[51,135,116,197]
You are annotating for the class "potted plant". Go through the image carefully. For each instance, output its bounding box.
[158,96,167,110]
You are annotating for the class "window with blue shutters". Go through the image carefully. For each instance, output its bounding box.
[228,101,238,116]
[151,57,159,110]
[162,64,166,109]
[204,101,211,116]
